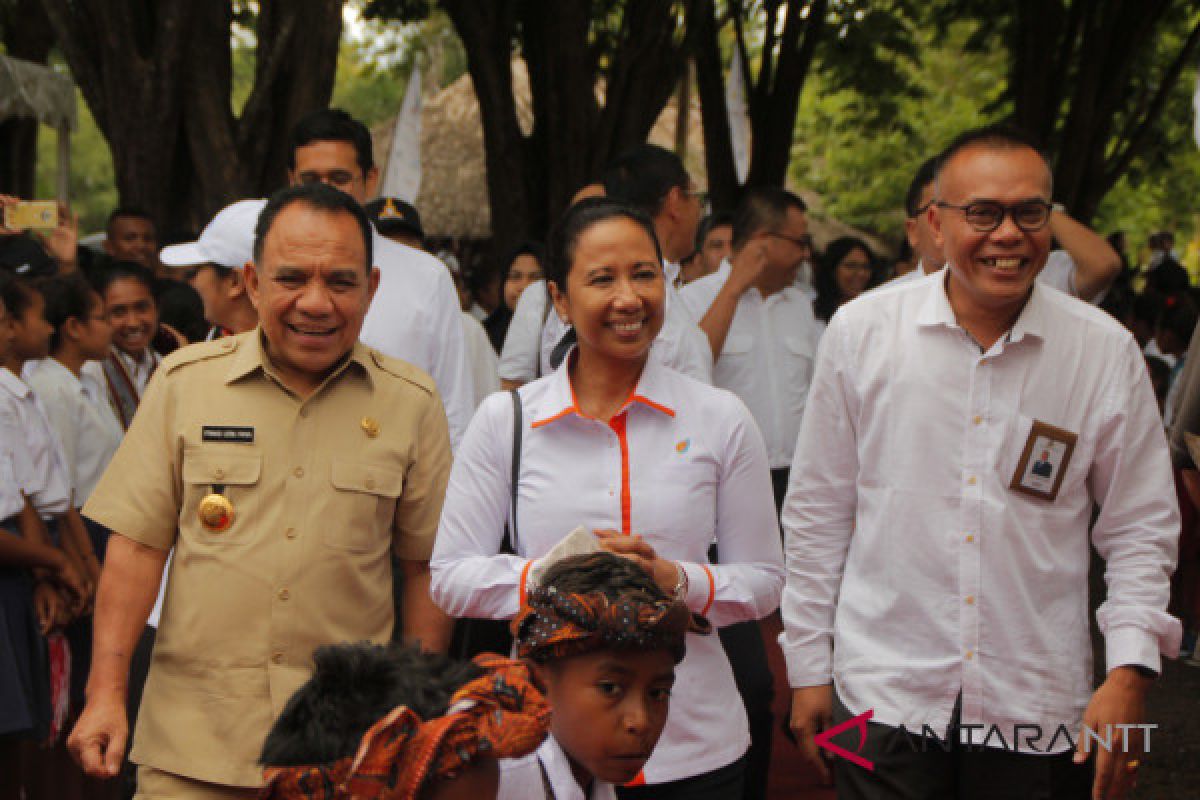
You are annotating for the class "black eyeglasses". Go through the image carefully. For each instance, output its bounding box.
[935,200,1053,233]
[769,232,813,250]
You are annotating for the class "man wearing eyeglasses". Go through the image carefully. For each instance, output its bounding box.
[893,155,1120,304]
[783,125,1180,800]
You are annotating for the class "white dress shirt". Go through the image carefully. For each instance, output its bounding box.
[358,231,473,448]
[431,355,783,784]
[0,368,71,518]
[461,311,500,408]
[499,735,617,800]
[27,358,123,506]
[780,275,1181,753]
[679,263,823,469]
[497,278,712,385]
[0,379,34,521]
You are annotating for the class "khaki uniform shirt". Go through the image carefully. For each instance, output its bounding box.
[82,330,452,787]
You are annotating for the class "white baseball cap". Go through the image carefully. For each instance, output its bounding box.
[160,198,266,270]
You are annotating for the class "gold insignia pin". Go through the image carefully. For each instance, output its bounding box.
[198,493,235,533]
[361,417,380,438]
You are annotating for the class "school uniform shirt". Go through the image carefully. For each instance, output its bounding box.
[497,277,713,385]
[27,359,123,507]
[780,274,1181,753]
[499,735,617,800]
[431,355,783,784]
[0,368,71,518]
[461,310,500,408]
[82,346,163,430]
[359,231,474,448]
[679,262,824,469]
[0,380,36,521]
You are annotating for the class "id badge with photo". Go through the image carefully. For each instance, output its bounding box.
[1009,420,1078,502]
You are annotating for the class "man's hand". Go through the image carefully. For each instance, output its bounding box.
[726,237,769,295]
[1074,666,1153,800]
[68,690,129,778]
[790,684,834,786]
[595,530,678,594]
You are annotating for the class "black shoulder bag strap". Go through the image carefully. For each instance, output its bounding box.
[506,387,523,553]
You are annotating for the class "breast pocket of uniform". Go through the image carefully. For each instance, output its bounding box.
[782,335,815,405]
[327,458,406,553]
[180,449,262,545]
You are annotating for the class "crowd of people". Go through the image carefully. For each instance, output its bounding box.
[0,108,1194,800]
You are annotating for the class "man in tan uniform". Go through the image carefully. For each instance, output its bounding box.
[67,183,454,798]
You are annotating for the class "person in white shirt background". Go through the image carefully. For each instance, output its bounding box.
[811,237,886,327]
[286,109,474,449]
[431,198,782,799]
[498,146,712,389]
[83,263,162,430]
[160,198,266,339]
[893,152,1123,305]
[783,125,1180,800]
[679,211,733,287]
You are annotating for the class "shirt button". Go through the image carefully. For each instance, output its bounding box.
[967,475,977,486]
[278,588,290,601]
[973,415,983,425]
[271,652,283,664]
[965,596,975,605]
[293,466,305,478]
[299,407,309,418]
[285,528,297,540]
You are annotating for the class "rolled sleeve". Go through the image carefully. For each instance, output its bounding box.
[82,371,178,550]
[392,388,453,561]
[497,281,547,383]
[1089,337,1183,670]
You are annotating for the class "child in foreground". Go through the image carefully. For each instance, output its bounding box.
[500,551,712,800]
[258,644,550,800]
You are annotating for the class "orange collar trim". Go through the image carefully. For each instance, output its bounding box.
[531,379,676,429]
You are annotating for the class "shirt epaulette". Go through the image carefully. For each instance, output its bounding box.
[367,348,436,396]
[161,337,241,375]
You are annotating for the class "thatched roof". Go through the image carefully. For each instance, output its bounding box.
[373,62,893,257]
[0,56,75,130]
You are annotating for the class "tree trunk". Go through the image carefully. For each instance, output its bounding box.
[689,0,740,210]
[0,0,58,197]
[442,0,531,260]
[40,0,195,230]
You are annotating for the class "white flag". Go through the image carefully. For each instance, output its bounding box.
[1194,67,1200,149]
[381,64,422,202]
[726,48,751,185]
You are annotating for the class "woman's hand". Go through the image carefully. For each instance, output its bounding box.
[595,530,680,595]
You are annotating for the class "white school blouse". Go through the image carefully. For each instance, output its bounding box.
[431,355,783,784]
[498,735,617,800]
[0,367,71,518]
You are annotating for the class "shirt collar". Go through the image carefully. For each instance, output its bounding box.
[38,358,84,391]
[224,328,375,390]
[530,351,677,429]
[536,736,615,800]
[916,270,1047,343]
[0,366,29,398]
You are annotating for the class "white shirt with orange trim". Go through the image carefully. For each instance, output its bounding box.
[431,355,783,785]
[780,275,1181,753]
[679,262,824,469]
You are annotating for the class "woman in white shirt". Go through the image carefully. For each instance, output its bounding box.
[432,198,783,799]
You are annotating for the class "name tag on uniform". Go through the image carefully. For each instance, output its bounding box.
[202,425,255,444]
[1009,420,1077,502]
